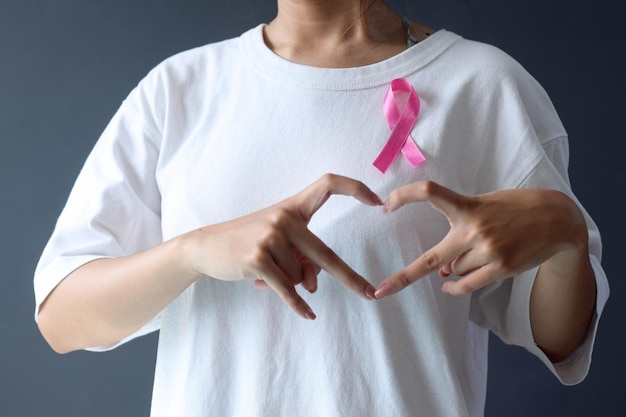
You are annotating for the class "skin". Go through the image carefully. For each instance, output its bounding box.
[375,181,596,362]
[38,174,382,353]
[263,0,432,67]
[38,0,596,363]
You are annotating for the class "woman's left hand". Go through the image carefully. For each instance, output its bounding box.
[374,181,589,299]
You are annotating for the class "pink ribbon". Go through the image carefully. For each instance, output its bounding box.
[373,78,425,173]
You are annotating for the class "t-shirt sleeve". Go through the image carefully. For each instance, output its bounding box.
[34,84,164,351]
[470,137,610,385]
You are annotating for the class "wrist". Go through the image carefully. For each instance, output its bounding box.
[168,230,207,284]
[550,191,588,255]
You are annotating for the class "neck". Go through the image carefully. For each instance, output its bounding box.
[264,0,408,68]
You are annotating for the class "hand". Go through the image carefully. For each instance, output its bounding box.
[252,247,321,294]
[375,181,588,299]
[183,174,382,319]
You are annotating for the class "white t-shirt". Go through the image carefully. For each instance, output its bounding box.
[35,25,609,417]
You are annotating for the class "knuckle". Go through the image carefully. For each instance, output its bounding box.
[279,287,306,310]
[466,219,500,252]
[291,294,308,310]
[346,270,363,286]
[465,222,484,242]
[257,229,283,253]
[319,173,337,189]
[386,188,399,202]
[349,180,367,197]
[423,251,443,271]
[478,233,504,258]
[421,180,438,197]
[267,207,293,228]
[396,270,414,287]
[246,247,270,269]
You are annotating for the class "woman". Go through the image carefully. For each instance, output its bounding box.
[35,0,608,415]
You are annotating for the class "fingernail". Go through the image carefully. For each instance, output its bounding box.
[374,284,392,299]
[441,282,450,294]
[382,203,390,214]
[305,308,317,320]
[366,286,377,300]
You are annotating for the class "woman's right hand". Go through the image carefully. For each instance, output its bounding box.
[181,174,382,320]
[38,174,381,353]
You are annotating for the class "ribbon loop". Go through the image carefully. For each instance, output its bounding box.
[373,78,425,173]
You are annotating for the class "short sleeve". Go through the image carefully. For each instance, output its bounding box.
[469,137,610,385]
[34,88,164,350]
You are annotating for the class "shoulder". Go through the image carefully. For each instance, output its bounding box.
[432,32,564,139]
[143,35,242,91]
[129,24,266,101]
[414,30,555,117]
[436,32,537,90]
[416,32,568,190]
[113,30,251,141]
[120,29,251,119]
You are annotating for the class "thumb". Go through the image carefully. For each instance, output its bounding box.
[384,180,464,219]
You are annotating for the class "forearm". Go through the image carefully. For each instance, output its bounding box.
[530,202,597,363]
[37,235,199,354]
[36,176,381,354]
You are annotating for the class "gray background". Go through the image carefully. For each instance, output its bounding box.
[1,0,623,415]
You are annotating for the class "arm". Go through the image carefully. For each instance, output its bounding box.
[38,238,194,354]
[530,206,596,362]
[38,174,380,354]
[374,181,597,361]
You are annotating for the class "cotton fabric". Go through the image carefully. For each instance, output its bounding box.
[35,25,609,417]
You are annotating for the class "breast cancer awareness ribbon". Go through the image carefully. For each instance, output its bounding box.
[373,78,425,173]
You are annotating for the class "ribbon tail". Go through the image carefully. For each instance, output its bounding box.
[401,135,426,166]
[373,151,395,173]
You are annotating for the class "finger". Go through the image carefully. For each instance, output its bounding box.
[439,262,453,278]
[439,255,486,278]
[299,256,320,293]
[254,244,320,293]
[449,249,489,277]
[441,262,501,296]
[384,180,466,217]
[254,263,318,293]
[290,227,377,301]
[375,233,467,299]
[300,263,319,293]
[270,244,304,286]
[260,262,317,320]
[292,248,320,293]
[253,279,270,289]
[296,174,383,221]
